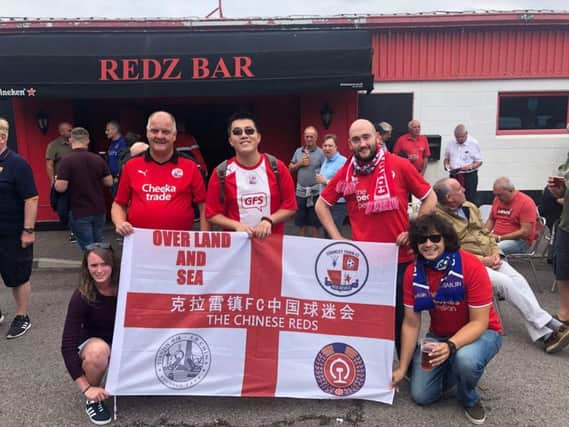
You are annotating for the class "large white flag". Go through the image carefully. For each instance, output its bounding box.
[106,229,397,404]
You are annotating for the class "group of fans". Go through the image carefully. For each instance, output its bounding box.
[1,111,568,425]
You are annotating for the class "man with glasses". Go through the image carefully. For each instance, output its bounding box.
[289,126,325,237]
[206,112,296,238]
[315,119,437,357]
[112,111,208,235]
[55,127,113,251]
[434,177,569,353]
[0,117,38,339]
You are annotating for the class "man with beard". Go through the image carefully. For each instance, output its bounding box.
[315,119,436,356]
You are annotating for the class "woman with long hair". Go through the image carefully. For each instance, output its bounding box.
[391,214,502,425]
[61,243,118,425]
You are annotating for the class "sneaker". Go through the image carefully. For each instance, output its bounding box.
[85,400,112,425]
[464,401,486,425]
[0,309,4,324]
[69,233,78,244]
[6,315,31,339]
[544,325,569,353]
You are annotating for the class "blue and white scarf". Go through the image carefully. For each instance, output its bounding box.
[412,251,464,312]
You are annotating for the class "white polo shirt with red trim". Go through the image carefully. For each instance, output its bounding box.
[115,151,206,230]
[206,154,296,234]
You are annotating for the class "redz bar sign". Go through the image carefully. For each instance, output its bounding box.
[98,56,254,81]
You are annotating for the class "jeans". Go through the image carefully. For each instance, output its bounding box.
[69,212,106,251]
[410,330,502,408]
[498,239,529,255]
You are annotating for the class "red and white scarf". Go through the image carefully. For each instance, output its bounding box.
[336,148,399,214]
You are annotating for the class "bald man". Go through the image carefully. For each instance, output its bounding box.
[393,119,431,175]
[316,118,437,357]
[46,121,73,184]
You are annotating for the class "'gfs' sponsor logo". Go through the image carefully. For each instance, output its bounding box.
[240,192,267,212]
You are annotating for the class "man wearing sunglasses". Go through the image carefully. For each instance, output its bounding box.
[434,177,569,353]
[206,112,296,239]
[315,119,437,357]
[112,111,208,236]
[289,126,325,237]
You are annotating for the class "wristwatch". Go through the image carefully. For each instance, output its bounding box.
[447,340,457,357]
[23,227,35,234]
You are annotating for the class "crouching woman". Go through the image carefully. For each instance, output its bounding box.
[391,214,502,425]
[61,243,118,425]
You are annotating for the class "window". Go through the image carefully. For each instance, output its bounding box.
[497,93,568,134]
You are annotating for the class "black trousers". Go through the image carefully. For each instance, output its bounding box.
[451,170,478,205]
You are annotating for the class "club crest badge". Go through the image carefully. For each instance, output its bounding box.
[171,168,184,178]
[155,333,211,389]
[314,342,366,397]
[315,242,369,297]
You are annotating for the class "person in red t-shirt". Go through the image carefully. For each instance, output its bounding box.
[391,214,502,426]
[393,119,431,175]
[206,112,296,238]
[174,121,208,178]
[315,118,437,357]
[486,177,537,255]
[111,111,208,235]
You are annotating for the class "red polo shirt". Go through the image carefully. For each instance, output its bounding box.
[393,133,431,172]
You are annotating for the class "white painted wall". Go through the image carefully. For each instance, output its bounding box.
[374,79,569,192]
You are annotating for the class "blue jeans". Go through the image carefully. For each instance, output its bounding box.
[410,330,502,408]
[69,212,106,251]
[498,239,529,255]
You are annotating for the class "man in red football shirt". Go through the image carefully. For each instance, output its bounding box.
[393,119,431,175]
[315,118,437,356]
[206,112,296,239]
[111,111,207,235]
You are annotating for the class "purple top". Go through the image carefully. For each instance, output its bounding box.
[61,288,117,380]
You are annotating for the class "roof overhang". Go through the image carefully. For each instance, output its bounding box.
[0,30,373,98]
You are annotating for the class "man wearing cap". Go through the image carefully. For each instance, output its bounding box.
[112,111,207,235]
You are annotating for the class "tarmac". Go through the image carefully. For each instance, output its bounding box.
[1,225,568,427]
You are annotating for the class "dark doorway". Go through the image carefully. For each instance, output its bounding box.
[358,93,413,151]
[72,100,239,173]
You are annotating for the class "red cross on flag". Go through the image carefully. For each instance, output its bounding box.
[106,229,397,404]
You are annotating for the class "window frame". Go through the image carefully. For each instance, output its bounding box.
[496,91,569,135]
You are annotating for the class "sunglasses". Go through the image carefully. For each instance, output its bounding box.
[85,242,112,250]
[417,234,443,244]
[231,127,256,136]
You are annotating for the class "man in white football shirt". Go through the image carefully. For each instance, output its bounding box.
[206,112,297,239]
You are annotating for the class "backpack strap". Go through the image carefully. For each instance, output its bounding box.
[216,159,229,204]
[265,153,280,188]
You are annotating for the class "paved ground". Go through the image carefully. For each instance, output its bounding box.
[1,227,567,426]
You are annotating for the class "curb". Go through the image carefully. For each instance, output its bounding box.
[33,257,82,269]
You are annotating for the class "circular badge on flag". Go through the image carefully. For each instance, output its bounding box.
[314,342,366,397]
[155,333,211,389]
[314,242,369,297]
[171,168,184,178]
